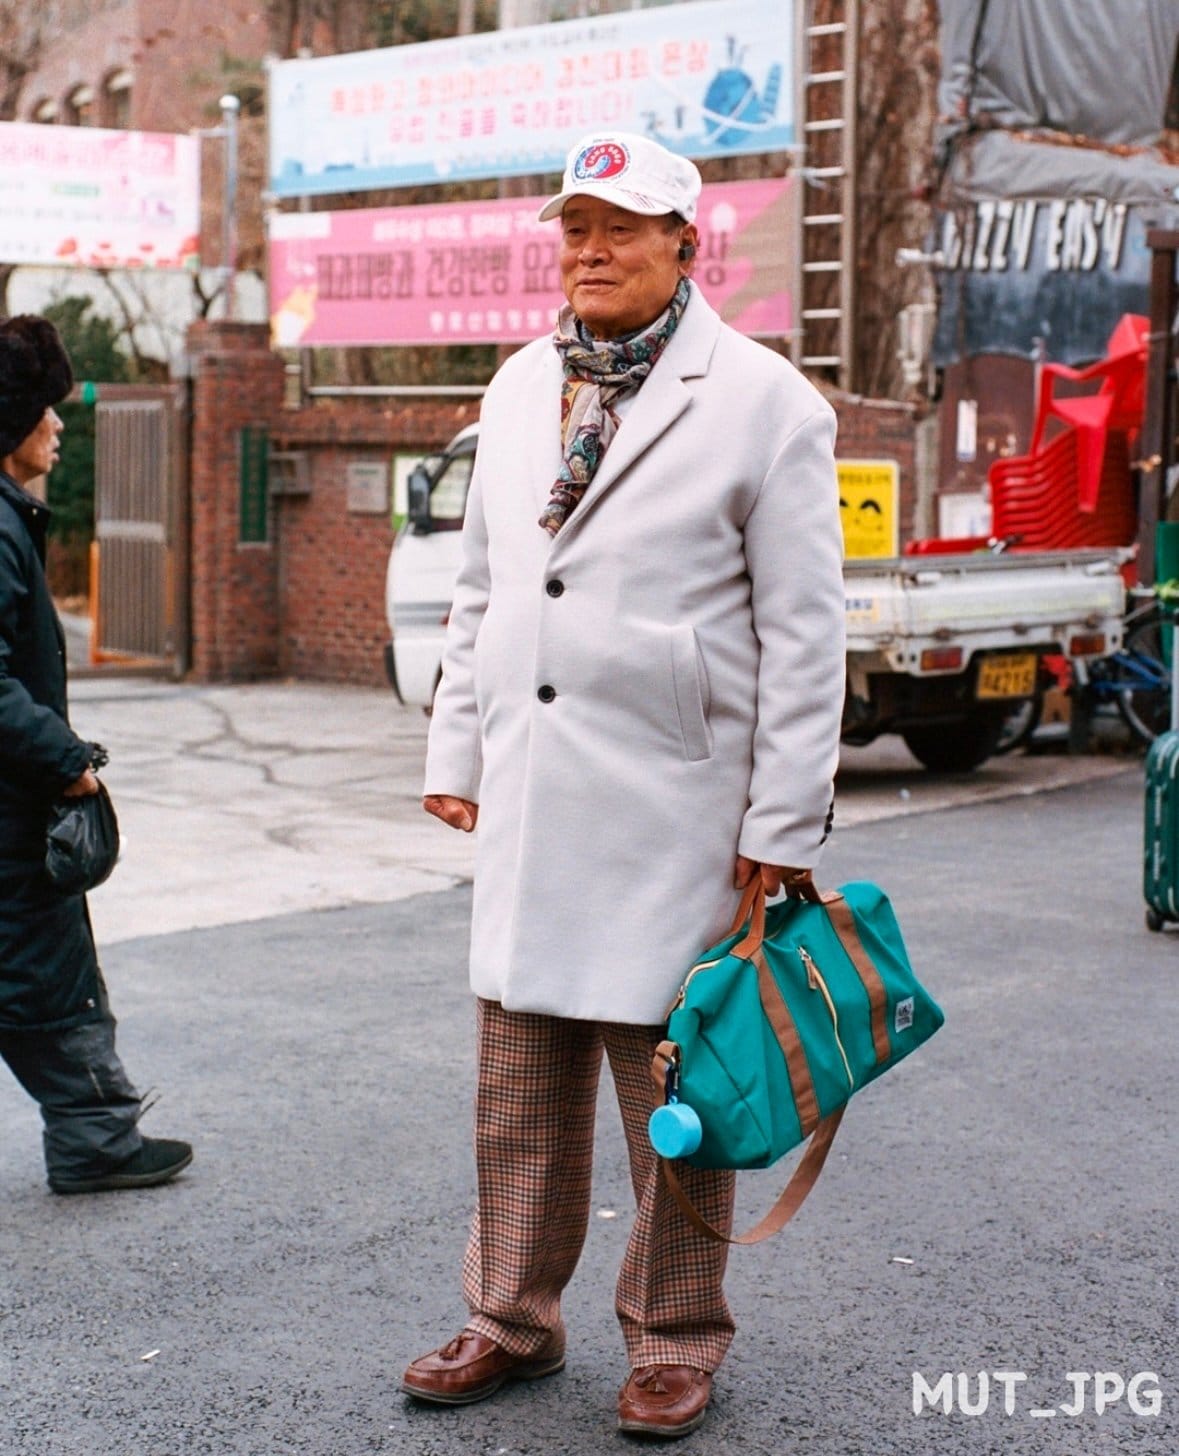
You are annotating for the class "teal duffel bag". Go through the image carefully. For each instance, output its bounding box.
[650,876,944,1243]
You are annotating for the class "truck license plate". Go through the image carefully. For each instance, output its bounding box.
[976,653,1037,699]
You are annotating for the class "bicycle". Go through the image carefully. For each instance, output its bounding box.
[1073,582,1179,746]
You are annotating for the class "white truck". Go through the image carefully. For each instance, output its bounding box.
[385,424,1127,771]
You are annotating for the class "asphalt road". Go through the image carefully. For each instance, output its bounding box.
[0,755,1173,1456]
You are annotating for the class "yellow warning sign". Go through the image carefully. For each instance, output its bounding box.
[838,459,898,559]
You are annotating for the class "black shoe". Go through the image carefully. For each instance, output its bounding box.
[48,1137,193,1195]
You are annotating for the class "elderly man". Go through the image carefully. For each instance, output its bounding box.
[402,132,845,1438]
[0,315,192,1196]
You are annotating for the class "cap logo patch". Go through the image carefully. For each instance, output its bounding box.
[572,140,629,183]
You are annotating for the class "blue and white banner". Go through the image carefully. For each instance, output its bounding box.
[268,0,795,198]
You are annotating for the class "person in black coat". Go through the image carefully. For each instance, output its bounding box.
[0,315,191,1194]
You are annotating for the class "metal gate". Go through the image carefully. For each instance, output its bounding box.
[93,385,188,673]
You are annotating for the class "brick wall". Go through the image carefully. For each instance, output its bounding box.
[185,325,937,685]
[270,398,479,685]
[269,391,931,686]
[23,2,268,133]
[188,321,285,680]
[187,324,479,685]
[20,2,270,273]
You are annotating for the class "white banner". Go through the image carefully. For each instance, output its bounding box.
[0,122,200,270]
[269,0,795,198]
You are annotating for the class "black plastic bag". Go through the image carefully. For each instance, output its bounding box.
[45,780,120,894]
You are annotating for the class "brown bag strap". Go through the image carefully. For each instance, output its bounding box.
[730,870,821,958]
[654,877,884,1243]
[652,1039,679,1104]
[820,890,891,1066]
[729,877,765,959]
[736,883,888,1065]
[659,1106,845,1244]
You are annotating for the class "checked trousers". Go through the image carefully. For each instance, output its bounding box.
[461,998,737,1373]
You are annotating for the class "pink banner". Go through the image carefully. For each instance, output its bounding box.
[269,178,796,348]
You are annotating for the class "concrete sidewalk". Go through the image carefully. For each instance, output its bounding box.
[73,679,476,947]
[68,676,1133,947]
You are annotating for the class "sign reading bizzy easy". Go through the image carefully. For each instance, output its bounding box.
[268,0,794,198]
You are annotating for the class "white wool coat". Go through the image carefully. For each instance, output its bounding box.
[424,284,846,1024]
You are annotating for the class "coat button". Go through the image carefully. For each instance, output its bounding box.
[546,579,564,597]
[537,684,556,703]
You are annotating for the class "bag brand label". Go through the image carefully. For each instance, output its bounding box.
[895,996,915,1033]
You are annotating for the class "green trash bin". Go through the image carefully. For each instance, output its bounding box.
[1156,522,1179,586]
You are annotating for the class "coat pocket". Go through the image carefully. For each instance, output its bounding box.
[669,625,713,762]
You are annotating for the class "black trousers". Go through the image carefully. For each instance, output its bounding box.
[0,1004,143,1180]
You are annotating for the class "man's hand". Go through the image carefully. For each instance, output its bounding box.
[423,794,478,832]
[734,856,813,897]
[62,769,99,798]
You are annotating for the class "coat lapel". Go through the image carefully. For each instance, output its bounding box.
[525,344,566,518]
[547,286,721,554]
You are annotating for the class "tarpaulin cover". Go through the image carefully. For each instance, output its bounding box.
[938,0,1179,146]
[941,130,1179,209]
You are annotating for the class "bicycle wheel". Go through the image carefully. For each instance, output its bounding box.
[1114,611,1172,744]
[992,693,1043,756]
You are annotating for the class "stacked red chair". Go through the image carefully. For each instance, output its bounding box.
[988,313,1146,552]
[905,314,1147,561]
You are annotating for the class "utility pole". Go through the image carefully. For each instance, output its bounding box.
[219,95,240,321]
[195,96,240,321]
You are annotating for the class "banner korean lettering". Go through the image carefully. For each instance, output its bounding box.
[268,178,797,348]
[0,120,200,270]
[268,0,795,198]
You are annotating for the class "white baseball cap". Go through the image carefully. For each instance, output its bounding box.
[537,131,702,224]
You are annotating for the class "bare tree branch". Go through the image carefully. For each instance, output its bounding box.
[0,1,66,311]
[94,272,156,377]
[0,0,63,120]
[854,0,940,399]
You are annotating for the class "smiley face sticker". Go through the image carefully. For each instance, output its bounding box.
[838,460,899,559]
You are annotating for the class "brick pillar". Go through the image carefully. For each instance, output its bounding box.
[187,321,285,680]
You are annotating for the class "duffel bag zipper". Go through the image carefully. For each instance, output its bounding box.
[668,955,724,1014]
[799,946,854,1089]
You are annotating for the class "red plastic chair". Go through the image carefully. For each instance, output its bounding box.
[988,426,1136,552]
[984,313,1146,553]
[1027,313,1148,513]
[904,315,1147,560]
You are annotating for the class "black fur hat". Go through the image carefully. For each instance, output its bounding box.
[0,315,74,459]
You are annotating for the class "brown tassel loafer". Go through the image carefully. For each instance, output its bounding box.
[618,1365,713,1438]
[401,1330,565,1406]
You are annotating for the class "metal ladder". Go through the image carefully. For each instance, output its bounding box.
[796,0,858,390]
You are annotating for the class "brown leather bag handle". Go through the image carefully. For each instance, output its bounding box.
[731,870,820,958]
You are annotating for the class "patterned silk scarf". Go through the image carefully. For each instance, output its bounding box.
[540,277,690,537]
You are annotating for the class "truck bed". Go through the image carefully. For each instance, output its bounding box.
[844,549,1127,671]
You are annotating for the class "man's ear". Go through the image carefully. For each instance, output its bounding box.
[677,224,700,266]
